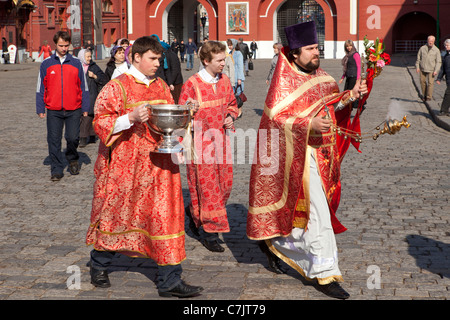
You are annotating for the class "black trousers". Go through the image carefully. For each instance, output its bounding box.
[80,115,95,138]
[89,249,182,291]
[344,77,359,109]
[440,85,450,113]
[344,76,357,91]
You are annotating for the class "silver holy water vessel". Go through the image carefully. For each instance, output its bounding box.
[146,104,192,153]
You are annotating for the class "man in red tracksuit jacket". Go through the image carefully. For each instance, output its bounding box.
[36,31,89,181]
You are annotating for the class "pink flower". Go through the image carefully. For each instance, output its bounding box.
[376,59,385,68]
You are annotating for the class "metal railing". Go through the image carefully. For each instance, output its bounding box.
[395,40,426,53]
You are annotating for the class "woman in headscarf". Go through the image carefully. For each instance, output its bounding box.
[116,38,130,49]
[77,48,107,147]
[104,45,125,80]
[150,34,171,80]
[150,34,184,103]
[227,38,245,118]
[111,45,132,79]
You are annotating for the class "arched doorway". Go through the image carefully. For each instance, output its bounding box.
[392,12,438,53]
[167,0,184,43]
[276,0,325,57]
[166,0,210,45]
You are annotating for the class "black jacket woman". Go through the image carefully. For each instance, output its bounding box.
[339,40,361,90]
[78,48,108,146]
[104,45,125,80]
[437,39,450,115]
[339,40,361,110]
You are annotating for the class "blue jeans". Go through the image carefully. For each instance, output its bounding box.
[90,250,182,290]
[187,53,194,69]
[46,108,81,175]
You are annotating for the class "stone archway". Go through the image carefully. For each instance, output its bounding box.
[166,0,184,43]
[392,12,437,53]
[165,0,216,45]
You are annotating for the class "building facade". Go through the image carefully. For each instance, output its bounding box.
[128,0,449,59]
[1,0,449,62]
[0,0,126,61]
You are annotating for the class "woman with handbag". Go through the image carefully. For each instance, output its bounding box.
[227,39,245,118]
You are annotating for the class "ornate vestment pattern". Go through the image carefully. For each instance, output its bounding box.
[179,73,238,233]
[86,74,186,266]
[247,53,351,240]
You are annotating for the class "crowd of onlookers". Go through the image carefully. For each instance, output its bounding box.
[35,34,266,163]
[100,36,261,119]
[34,32,450,184]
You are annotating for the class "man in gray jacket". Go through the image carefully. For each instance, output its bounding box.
[416,35,442,101]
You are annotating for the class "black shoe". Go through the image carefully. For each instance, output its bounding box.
[201,239,225,252]
[79,137,88,148]
[88,135,97,144]
[68,161,80,175]
[257,240,285,274]
[50,173,63,181]
[158,280,204,298]
[185,206,200,237]
[90,265,111,288]
[316,282,350,300]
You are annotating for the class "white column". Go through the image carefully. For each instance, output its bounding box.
[127,0,133,35]
[350,0,357,35]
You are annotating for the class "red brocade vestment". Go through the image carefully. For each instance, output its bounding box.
[178,73,239,233]
[247,53,354,240]
[86,73,186,266]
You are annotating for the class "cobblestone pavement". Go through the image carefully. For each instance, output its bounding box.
[0,52,449,303]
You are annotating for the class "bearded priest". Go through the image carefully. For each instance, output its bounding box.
[247,21,368,300]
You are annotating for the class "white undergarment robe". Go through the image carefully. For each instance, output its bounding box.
[269,151,343,285]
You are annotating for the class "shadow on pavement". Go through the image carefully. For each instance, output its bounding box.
[406,234,450,279]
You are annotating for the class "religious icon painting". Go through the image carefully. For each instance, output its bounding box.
[226,2,249,34]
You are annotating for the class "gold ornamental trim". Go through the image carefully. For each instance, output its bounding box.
[91,224,185,241]
[265,239,344,285]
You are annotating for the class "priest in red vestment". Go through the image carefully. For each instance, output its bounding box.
[247,21,367,299]
[86,36,203,298]
[178,41,239,252]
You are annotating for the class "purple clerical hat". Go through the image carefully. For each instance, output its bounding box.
[284,21,318,50]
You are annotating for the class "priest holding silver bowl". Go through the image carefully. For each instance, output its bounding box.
[146,102,197,153]
[87,36,204,298]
